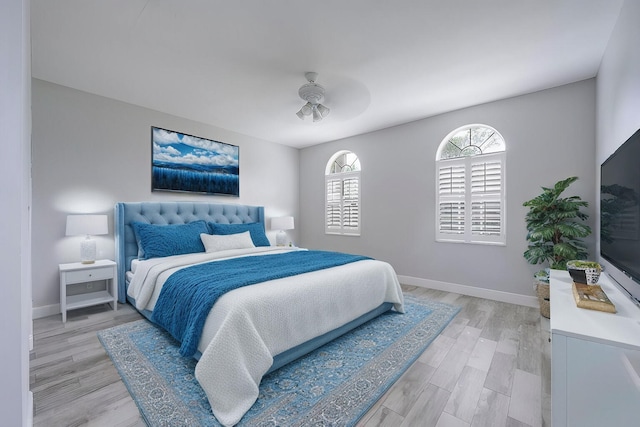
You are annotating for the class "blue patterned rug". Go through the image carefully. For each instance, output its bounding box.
[98,296,459,426]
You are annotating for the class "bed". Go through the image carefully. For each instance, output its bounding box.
[114,201,404,426]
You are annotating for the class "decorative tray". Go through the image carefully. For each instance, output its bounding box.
[572,282,616,313]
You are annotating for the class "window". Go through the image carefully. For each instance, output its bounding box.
[436,124,506,244]
[325,151,361,235]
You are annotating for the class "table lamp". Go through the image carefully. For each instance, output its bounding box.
[66,214,108,263]
[271,216,294,246]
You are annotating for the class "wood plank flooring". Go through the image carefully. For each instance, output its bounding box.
[30,285,551,426]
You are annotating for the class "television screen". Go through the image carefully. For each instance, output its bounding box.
[600,128,640,296]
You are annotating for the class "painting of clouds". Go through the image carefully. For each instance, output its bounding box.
[152,127,239,196]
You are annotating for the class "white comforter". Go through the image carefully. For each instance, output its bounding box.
[127,247,404,426]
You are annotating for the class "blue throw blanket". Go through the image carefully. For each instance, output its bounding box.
[152,250,371,357]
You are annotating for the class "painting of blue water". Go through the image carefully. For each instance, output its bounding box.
[152,126,239,196]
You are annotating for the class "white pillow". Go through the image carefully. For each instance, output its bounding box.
[200,231,255,253]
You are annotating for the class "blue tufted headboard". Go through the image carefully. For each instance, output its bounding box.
[114,201,265,303]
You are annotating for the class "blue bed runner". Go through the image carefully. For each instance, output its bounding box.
[151,250,371,357]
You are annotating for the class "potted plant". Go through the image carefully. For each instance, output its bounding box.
[523,177,592,317]
[523,176,592,271]
[566,260,602,285]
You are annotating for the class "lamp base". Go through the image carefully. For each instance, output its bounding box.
[80,236,97,264]
[276,230,287,247]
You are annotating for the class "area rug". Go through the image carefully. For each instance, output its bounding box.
[98,296,459,426]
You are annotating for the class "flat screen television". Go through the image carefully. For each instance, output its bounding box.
[600,128,640,304]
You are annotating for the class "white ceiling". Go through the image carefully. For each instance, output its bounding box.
[31,0,623,148]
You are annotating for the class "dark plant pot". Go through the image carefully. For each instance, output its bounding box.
[567,268,587,284]
[566,260,602,284]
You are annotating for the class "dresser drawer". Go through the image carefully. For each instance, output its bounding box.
[64,266,113,284]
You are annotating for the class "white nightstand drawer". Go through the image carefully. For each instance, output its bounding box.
[65,266,113,284]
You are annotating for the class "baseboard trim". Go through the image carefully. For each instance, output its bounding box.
[32,303,60,320]
[397,275,539,308]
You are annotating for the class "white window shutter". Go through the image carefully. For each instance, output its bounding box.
[439,165,466,195]
[436,152,505,244]
[471,161,501,194]
[470,159,503,238]
[437,161,466,238]
[342,176,359,231]
[326,179,342,202]
[326,204,341,229]
[439,202,465,234]
[471,201,502,235]
[325,172,360,235]
[342,202,359,229]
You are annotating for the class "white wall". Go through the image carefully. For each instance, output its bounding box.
[0,0,32,424]
[31,79,299,313]
[596,0,640,298]
[300,80,597,303]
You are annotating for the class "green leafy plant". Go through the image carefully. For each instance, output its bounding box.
[523,176,592,270]
[567,260,601,269]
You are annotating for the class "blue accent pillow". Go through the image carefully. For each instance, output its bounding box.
[132,220,209,260]
[208,222,270,247]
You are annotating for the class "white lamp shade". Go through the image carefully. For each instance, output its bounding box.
[66,215,108,236]
[271,216,294,231]
[66,214,108,263]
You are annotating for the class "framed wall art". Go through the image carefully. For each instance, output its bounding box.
[151,126,239,196]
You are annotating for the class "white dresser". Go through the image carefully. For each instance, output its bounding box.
[550,269,640,426]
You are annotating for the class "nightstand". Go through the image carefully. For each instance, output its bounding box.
[59,259,118,322]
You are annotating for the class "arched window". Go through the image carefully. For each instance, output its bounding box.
[325,151,361,235]
[436,124,506,244]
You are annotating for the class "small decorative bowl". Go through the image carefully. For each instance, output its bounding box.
[566,260,602,285]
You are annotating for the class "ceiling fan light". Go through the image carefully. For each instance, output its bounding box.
[301,102,312,115]
[317,103,330,118]
[312,105,322,122]
[296,72,330,123]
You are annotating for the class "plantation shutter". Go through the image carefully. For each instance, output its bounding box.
[326,178,342,231]
[325,173,360,235]
[342,177,360,231]
[471,160,502,237]
[436,152,505,244]
[439,165,466,195]
[437,162,466,235]
[439,202,465,234]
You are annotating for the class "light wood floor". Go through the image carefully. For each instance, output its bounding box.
[30,285,551,426]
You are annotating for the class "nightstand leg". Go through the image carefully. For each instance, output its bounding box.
[60,271,67,323]
[111,275,118,313]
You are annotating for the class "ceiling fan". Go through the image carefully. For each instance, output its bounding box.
[296,72,330,122]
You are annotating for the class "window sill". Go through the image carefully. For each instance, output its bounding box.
[326,232,360,237]
[436,238,506,246]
